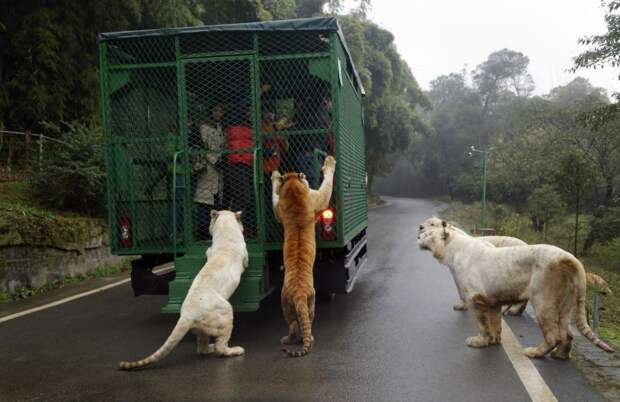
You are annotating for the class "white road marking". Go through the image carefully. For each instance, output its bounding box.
[0,265,174,324]
[501,319,558,402]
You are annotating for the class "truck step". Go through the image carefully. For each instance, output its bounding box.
[161,246,269,314]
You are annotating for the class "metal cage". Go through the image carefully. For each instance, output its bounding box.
[98,17,367,312]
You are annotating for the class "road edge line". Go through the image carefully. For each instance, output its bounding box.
[501,319,558,402]
[0,265,174,324]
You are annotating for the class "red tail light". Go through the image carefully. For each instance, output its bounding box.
[320,208,336,240]
[321,208,334,225]
[119,217,132,247]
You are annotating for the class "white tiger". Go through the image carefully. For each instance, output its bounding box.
[417,220,614,358]
[418,217,527,314]
[119,210,248,370]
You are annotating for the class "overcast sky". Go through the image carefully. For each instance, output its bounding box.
[346,0,620,96]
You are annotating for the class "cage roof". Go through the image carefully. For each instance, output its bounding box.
[99,17,365,95]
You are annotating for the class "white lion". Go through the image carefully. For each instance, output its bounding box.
[418,217,611,315]
[119,210,248,370]
[418,217,528,314]
[417,220,614,358]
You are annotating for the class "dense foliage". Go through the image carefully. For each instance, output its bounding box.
[573,0,620,128]
[376,3,620,254]
[29,122,106,215]
[0,0,425,202]
[339,16,431,190]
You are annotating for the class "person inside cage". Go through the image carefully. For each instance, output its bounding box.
[323,94,335,156]
[285,93,331,188]
[223,99,255,236]
[192,103,225,239]
[261,107,291,230]
[262,110,290,175]
[164,125,186,241]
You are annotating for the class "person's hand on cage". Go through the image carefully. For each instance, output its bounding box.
[192,153,207,172]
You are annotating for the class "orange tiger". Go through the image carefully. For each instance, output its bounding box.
[271,156,336,357]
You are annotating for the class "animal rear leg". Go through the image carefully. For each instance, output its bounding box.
[488,305,502,345]
[212,302,245,357]
[466,295,491,348]
[524,296,560,358]
[281,320,302,345]
[280,299,300,344]
[194,331,215,355]
[550,327,572,360]
[307,293,316,345]
[551,304,574,360]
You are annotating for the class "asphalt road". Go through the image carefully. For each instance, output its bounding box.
[0,197,606,401]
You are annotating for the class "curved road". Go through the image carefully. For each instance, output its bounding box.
[0,198,606,401]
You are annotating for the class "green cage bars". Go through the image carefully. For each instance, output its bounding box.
[98,17,367,312]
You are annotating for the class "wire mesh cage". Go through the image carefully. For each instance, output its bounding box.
[99,17,367,254]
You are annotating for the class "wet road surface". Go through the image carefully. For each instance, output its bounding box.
[0,198,606,401]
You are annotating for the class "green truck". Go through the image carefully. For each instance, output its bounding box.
[98,17,368,313]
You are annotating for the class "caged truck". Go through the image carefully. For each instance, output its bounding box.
[97,17,368,313]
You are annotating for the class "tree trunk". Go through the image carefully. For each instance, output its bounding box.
[605,176,614,206]
[574,172,580,257]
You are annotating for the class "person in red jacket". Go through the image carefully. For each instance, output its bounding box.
[223,103,255,236]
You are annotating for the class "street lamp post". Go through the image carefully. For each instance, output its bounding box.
[468,146,488,228]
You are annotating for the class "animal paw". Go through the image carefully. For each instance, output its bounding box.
[280,335,302,345]
[221,346,245,357]
[466,335,490,348]
[523,347,544,358]
[489,334,502,345]
[453,302,468,311]
[550,348,570,360]
[271,170,282,183]
[322,156,336,173]
[197,344,216,355]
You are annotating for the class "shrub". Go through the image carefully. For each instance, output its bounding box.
[585,207,620,249]
[527,184,565,236]
[587,238,620,271]
[448,173,479,202]
[29,121,106,216]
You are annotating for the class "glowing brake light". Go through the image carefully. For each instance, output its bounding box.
[321,209,334,224]
[320,208,336,240]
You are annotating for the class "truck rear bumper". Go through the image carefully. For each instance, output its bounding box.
[316,228,368,294]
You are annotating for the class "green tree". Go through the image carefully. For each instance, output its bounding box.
[573,0,620,127]
[0,0,203,132]
[339,16,431,193]
[546,78,620,206]
[29,121,106,215]
[427,73,483,194]
[527,184,565,239]
[473,49,534,109]
[547,77,608,108]
[473,48,534,147]
[554,152,598,255]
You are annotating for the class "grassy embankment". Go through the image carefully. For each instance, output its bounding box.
[441,201,620,349]
[0,181,128,303]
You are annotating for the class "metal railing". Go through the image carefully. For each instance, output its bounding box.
[0,130,73,175]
